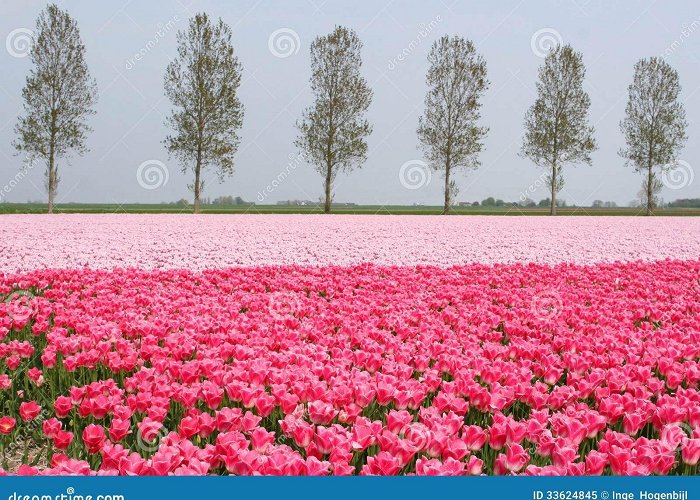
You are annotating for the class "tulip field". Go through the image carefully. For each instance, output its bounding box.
[1,215,700,476]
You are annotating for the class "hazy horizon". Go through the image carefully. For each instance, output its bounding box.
[1,0,699,207]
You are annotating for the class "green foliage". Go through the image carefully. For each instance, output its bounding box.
[163,13,244,213]
[13,3,98,213]
[295,26,373,213]
[619,57,687,215]
[521,44,597,215]
[417,36,489,215]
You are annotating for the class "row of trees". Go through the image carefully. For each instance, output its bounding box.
[521,46,687,216]
[14,5,689,215]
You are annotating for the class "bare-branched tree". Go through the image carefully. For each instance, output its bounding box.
[620,57,687,216]
[14,3,98,213]
[163,13,244,214]
[295,26,373,213]
[521,44,597,215]
[417,36,489,215]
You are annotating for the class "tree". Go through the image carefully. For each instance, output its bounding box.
[295,26,373,213]
[417,36,489,215]
[668,198,700,208]
[638,175,663,212]
[619,57,687,216]
[212,195,235,206]
[13,4,97,214]
[521,44,597,215]
[163,13,244,214]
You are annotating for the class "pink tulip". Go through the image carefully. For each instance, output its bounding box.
[19,401,41,422]
[82,424,106,454]
[585,450,608,475]
[467,455,484,476]
[0,417,16,435]
[178,415,199,439]
[386,410,412,434]
[350,419,376,451]
[463,425,487,451]
[682,438,700,466]
[54,396,73,418]
[53,430,74,451]
[290,421,315,448]
[1,248,699,476]
[42,418,62,439]
[137,417,163,443]
[363,451,401,475]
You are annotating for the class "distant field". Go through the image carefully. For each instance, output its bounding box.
[1,203,700,216]
[2,213,699,270]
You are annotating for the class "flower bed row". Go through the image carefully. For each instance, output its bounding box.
[1,260,699,475]
[2,214,700,271]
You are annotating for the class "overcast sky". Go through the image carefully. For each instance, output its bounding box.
[1,0,699,206]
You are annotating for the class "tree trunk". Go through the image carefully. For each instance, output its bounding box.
[646,165,653,216]
[193,156,202,214]
[47,145,55,214]
[550,163,557,216]
[442,162,451,215]
[324,163,332,214]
